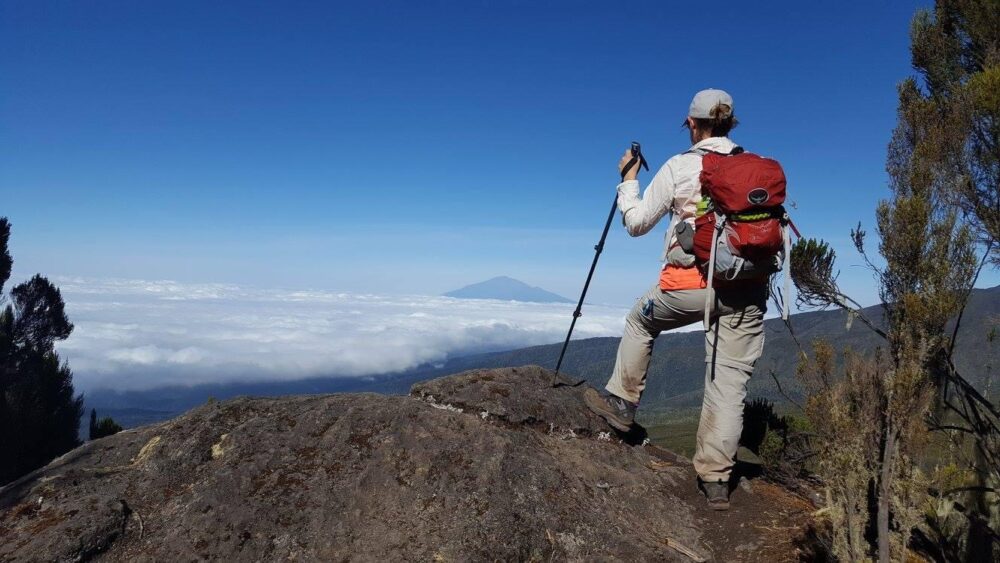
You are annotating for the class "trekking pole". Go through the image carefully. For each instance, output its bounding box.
[550,141,648,387]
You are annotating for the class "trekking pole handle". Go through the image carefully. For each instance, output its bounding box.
[621,141,649,180]
[633,141,649,170]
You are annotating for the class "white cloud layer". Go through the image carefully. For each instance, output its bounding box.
[52,278,628,391]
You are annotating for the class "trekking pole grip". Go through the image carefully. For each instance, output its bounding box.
[620,141,649,181]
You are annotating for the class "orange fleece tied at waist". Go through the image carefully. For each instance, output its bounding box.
[659,264,707,291]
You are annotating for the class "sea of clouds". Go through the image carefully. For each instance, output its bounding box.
[52,278,629,391]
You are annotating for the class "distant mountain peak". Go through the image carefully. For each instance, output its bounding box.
[444,277,572,303]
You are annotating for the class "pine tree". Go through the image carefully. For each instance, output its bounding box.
[93,415,123,439]
[0,218,83,485]
[88,408,123,440]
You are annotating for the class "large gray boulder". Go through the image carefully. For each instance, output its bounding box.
[0,366,811,561]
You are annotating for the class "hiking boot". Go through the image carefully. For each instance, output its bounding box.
[584,388,637,432]
[701,480,730,511]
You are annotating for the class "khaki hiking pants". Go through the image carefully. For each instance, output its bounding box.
[605,284,766,483]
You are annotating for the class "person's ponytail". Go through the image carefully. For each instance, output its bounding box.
[692,103,738,137]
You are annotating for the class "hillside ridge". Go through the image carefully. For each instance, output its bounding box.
[1,366,812,561]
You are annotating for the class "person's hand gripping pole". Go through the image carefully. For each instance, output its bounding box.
[619,141,649,181]
[550,142,648,387]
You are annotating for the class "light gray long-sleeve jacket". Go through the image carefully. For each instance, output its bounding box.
[615,136,737,262]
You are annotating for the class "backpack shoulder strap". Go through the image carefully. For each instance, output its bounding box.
[686,145,744,157]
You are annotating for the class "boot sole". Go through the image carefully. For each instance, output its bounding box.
[583,388,633,432]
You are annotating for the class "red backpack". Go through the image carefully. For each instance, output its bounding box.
[692,148,787,265]
[689,147,794,324]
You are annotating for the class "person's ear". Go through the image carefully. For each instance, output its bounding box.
[686,117,696,131]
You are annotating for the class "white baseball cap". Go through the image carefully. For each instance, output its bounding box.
[688,88,734,119]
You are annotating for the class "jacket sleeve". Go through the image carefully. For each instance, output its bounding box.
[615,161,677,237]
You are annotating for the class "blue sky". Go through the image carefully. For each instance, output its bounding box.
[3,0,992,309]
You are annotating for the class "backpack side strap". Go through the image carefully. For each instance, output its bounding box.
[703,214,726,330]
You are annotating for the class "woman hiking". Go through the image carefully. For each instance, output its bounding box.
[584,89,769,511]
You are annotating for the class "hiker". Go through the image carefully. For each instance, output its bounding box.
[584,89,771,511]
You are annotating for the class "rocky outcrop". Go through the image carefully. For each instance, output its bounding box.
[0,366,813,561]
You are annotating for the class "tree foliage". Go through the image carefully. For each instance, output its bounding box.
[905,0,1000,264]
[0,218,83,485]
[788,1,999,560]
[88,408,122,440]
[740,398,813,485]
